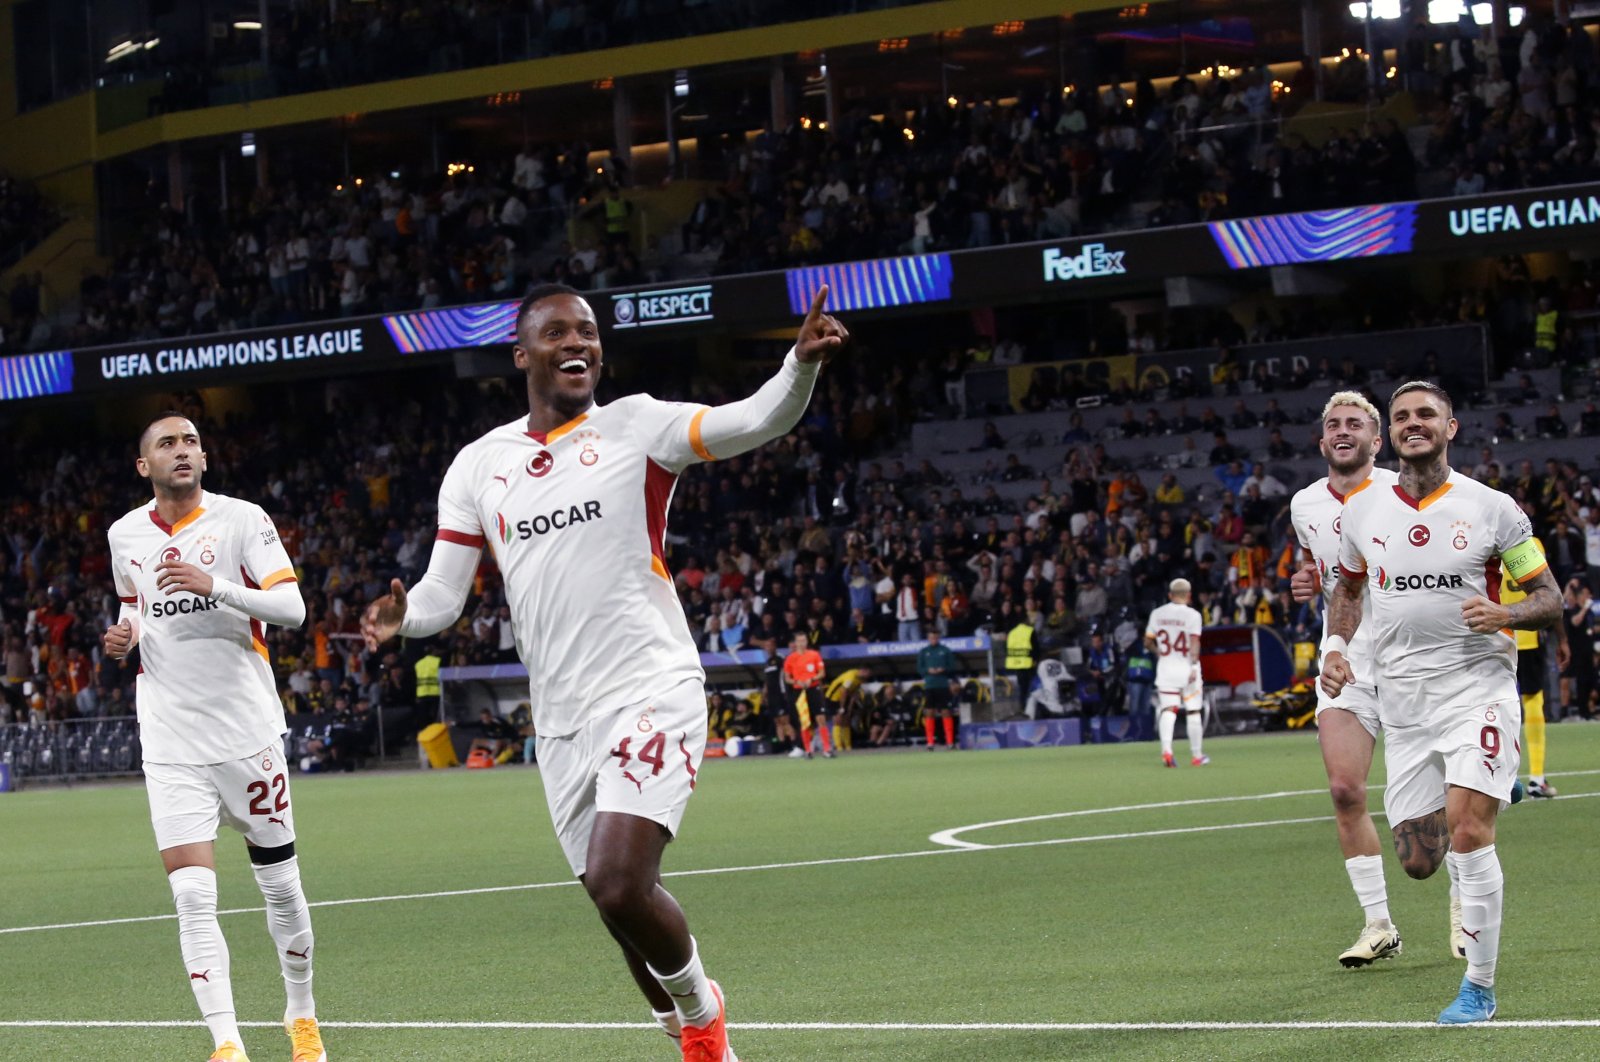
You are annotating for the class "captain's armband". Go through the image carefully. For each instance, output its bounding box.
[1502,537,1547,585]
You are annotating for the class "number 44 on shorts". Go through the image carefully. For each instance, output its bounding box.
[611,734,667,777]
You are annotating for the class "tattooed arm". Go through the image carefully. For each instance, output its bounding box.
[1462,567,1563,635]
[1319,569,1365,700]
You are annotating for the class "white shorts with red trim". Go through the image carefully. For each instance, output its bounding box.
[539,678,707,877]
[1156,674,1203,713]
[1315,678,1381,740]
[144,744,297,852]
[1383,695,1522,827]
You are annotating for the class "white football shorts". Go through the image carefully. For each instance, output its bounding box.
[1156,673,1203,713]
[1315,678,1381,740]
[539,678,708,878]
[143,743,297,851]
[1383,696,1522,827]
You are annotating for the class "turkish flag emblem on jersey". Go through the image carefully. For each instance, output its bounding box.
[527,450,554,478]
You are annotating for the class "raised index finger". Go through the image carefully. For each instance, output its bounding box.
[803,284,830,330]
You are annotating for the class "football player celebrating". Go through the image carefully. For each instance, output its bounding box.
[1322,381,1562,1023]
[364,282,846,1061]
[105,413,326,1062]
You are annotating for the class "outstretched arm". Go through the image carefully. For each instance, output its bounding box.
[681,285,848,463]
[362,538,479,649]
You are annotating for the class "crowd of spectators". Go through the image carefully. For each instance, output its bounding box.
[5,315,1600,769]
[100,0,918,117]
[8,19,1599,360]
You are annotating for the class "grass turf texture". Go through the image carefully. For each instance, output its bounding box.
[2,727,1598,1061]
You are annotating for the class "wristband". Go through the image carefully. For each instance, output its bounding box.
[1323,635,1348,658]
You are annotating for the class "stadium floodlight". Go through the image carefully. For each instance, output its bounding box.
[234,20,263,30]
[674,70,689,98]
[1347,0,1402,18]
[240,132,256,158]
[1468,2,1525,24]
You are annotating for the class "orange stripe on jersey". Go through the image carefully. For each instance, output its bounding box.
[251,637,270,662]
[259,567,297,590]
[1343,477,1374,501]
[437,528,486,548]
[527,412,589,446]
[650,555,671,582]
[688,406,714,461]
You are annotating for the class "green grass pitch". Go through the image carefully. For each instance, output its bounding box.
[3,726,1599,1060]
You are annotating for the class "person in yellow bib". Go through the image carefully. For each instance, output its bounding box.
[821,666,871,752]
[1501,538,1571,798]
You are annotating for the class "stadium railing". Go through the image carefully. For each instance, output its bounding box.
[0,716,141,788]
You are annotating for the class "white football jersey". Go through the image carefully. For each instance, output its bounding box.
[1289,467,1397,687]
[108,491,297,765]
[1145,601,1202,690]
[1337,470,1537,725]
[434,395,715,738]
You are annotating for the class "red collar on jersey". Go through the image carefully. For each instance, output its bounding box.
[1392,481,1453,511]
[149,504,206,536]
[1326,476,1374,504]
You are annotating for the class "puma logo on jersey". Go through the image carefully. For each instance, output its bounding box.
[622,769,645,794]
[190,970,211,982]
[1371,536,1389,550]
[1306,523,1319,537]
[1482,759,1498,776]
[129,559,144,570]
[267,815,287,827]
[492,471,511,487]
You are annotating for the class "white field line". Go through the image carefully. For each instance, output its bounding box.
[5,775,1597,937]
[932,769,1600,849]
[4,1019,1600,1031]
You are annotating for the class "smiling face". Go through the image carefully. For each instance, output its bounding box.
[1389,388,1457,464]
[513,293,603,421]
[1318,403,1382,475]
[137,416,206,495]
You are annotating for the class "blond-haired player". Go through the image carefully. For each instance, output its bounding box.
[1145,578,1205,767]
[1290,390,1413,967]
[1323,380,1563,1023]
[104,413,326,1062]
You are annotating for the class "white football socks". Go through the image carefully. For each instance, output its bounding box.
[253,855,317,1023]
[1158,710,1176,755]
[649,937,719,1027]
[1185,711,1204,759]
[653,1007,682,1042]
[1344,854,1392,924]
[169,866,242,1049]
[1449,846,1504,988]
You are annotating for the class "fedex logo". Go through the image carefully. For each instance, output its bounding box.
[1043,243,1126,282]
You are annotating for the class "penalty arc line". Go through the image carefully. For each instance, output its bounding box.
[3,1019,1600,1031]
[0,815,1343,936]
[5,781,1596,937]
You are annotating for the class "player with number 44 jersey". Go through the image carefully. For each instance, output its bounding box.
[105,413,326,1062]
[362,282,849,1062]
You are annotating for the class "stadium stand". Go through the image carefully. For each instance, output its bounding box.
[5,5,1600,771]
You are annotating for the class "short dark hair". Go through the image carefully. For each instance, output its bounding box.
[1390,379,1453,416]
[139,409,195,452]
[516,283,582,331]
